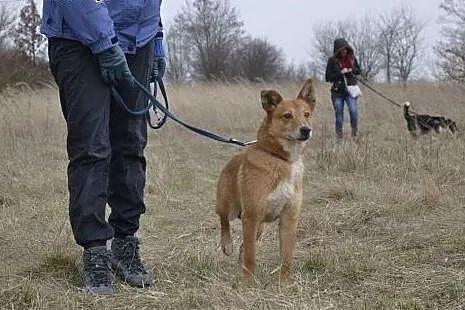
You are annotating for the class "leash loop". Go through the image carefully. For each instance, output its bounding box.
[146,77,169,129]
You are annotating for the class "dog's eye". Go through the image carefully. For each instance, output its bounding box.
[283,112,293,120]
[304,112,310,118]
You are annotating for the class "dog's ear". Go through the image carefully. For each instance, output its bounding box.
[261,90,283,112]
[297,78,316,110]
[448,120,457,133]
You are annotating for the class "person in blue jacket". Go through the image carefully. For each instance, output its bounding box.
[41,0,166,295]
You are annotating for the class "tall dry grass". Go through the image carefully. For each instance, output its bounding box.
[1,80,465,309]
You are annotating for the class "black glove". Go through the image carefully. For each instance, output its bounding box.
[96,45,134,86]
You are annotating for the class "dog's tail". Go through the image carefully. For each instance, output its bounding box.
[403,101,412,119]
[403,101,418,134]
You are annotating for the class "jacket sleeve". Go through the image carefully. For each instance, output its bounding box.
[56,1,116,54]
[153,1,164,57]
[155,0,163,38]
[325,58,343,83]
[155,20,163,38]
[353,57,361,76]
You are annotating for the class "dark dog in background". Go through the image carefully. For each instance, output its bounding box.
[403,101,457,137]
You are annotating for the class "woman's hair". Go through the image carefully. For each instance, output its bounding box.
[334,47,353,58]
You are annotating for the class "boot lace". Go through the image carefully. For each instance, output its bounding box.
[84,250,111,287]
[120,239,147,274]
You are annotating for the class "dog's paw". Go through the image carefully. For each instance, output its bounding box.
[221,240,233,256]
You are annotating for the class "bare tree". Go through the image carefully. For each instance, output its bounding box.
[378,5,424,83]
[165,23,191,82]
[378,10,402,83]
[173,0,244,81]
[350,15,382,81]
[234,36,286,82]
[0,3,15,51]
[390,5,425,83]
[11,0,45,65]
[310,21,341,78]
[434,0,465,83]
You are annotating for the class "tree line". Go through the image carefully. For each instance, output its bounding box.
[1,0,465,85]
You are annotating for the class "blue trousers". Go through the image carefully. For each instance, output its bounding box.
[48,38,154,248]
[331,94,358,135]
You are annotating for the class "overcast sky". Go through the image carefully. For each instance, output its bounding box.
[162,0,443,65]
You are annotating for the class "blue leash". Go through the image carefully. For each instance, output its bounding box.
[110,79,256,147]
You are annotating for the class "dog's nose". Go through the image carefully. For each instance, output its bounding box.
[300,126,311,139]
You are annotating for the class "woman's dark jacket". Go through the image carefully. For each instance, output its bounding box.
[325,38,361,97]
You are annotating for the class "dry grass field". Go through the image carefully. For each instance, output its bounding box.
[1,80,465,309]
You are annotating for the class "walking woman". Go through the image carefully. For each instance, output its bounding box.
[325,38,362,140]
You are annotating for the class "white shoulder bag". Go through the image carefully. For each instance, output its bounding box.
[343,76,362,98]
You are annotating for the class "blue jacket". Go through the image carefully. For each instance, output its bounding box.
[41,0,162,55]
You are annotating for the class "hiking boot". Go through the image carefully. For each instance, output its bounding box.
[82,246,114,295]
[351,127,359,143]
[351,127,358,137]
[110,236,153,287]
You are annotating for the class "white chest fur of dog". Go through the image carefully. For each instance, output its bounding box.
[266,158,304,221]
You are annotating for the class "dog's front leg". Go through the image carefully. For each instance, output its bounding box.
[279,212,298,284]
[241,215,259,281]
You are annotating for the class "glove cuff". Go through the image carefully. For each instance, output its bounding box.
[97,45,125,66]
[154,37,165,58]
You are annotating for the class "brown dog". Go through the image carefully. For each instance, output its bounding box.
[215,79,316,284]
